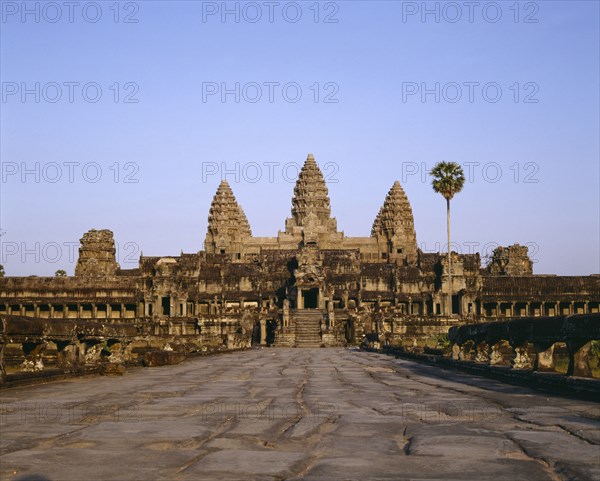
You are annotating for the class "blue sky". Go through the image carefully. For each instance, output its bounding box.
[1,0,599,276]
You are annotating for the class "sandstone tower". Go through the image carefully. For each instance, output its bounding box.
[75,229,120,277]
[486,244,533,275]
[204,180,252,258]
[285,154,338,238]
[371,181,418,265]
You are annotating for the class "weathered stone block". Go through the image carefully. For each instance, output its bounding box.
[143,350,186,367]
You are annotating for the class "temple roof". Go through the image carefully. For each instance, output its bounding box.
[206,180,252,239]
[290,154,332,226]
[371,181,415,238]
[286,154,337,234]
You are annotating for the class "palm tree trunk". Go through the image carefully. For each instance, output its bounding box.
[447,197,452,317]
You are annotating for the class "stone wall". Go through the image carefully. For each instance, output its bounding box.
[0,314,252,384]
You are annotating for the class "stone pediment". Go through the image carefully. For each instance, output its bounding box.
[294,247,324,287]
[156,258,177,265]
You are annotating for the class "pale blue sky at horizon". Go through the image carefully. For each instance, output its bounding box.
[1,0,599,276]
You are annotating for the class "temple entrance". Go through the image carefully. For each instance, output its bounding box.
[251,321,261,346]
[161,297,171,317]
[452,294,460,315]
[302,288,319,309]
[345,319,355,343]
[266,319,277,345]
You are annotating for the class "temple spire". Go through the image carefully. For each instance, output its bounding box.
[372,180,418,264]
[204,180,251,255]
[285,154,337,234]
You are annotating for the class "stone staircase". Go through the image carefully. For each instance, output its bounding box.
[292,309,323,348]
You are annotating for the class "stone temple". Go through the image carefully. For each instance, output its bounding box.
[0,154,599,353]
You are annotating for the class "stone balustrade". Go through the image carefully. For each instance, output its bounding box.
[448,313,600,377]
[0,314,250,383]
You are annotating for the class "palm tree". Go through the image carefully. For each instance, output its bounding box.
[430,162,465,316]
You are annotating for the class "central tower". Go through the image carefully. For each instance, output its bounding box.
[285,154,338,238]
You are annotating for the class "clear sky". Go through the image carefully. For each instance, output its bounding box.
[1,0,598,276]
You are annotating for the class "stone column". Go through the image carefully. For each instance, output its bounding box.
[63,304,69,319]
[572,341,593,377]
[584,301,589,314]
[496,302,500,318]
[259,319,267,345]
[555,302,560,317]
[512,343,534,370]
[534,343,554,372]
[490,342,514,366]
[21,342,47,372]
[475,342,490,363]
[569,301,574,315]
[526,302,531,317]
[107,304,112,319]
[49,304,55,318]
[283,299,290,328]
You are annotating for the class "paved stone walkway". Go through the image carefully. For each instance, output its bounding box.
[1,348,599,481]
